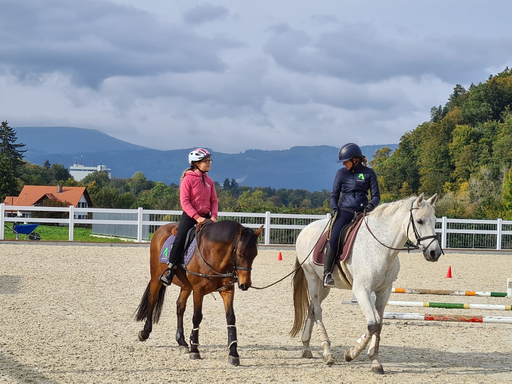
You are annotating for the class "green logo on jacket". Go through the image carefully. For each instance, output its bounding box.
[358,173,365,180]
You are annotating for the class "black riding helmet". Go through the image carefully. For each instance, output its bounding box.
[337,143,363,163]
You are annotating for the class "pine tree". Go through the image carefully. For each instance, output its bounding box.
[0,121,26,200]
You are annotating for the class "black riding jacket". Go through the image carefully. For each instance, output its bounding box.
[330,163,380,212]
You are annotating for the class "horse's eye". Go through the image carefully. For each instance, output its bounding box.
[417,219,424,225]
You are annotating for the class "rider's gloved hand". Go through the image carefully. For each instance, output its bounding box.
[330,207,339,218]
[364,203,375,213]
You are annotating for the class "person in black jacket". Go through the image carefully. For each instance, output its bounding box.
[324,143,381,288]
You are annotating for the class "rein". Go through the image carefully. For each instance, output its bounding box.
[184,228,252,291]
[363,202,443,253]
[250,217,332,290]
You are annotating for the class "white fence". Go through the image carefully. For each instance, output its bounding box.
[1,203,512,250]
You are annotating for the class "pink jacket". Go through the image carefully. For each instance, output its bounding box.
[180,170,218,220]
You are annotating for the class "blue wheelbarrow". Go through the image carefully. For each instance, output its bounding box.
[4,223,41,240]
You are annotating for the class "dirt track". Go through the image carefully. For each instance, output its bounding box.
[1,243,512,383]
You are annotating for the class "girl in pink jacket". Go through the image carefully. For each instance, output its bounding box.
[159,148,218,286]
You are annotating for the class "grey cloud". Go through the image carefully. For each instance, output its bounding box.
[308,15,338,25]
[0,0,241,88]
[183,3,229,25]
[264,23,512,84]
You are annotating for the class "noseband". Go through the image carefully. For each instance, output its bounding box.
[365,202,443,253]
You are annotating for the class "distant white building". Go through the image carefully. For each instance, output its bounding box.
[70,159,112,181]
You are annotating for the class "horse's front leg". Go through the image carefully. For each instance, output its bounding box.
[189,290,204,360]
[344,286,379,364]
[219,288,240,366]
[176,288,192,354]
[365,287,392,374]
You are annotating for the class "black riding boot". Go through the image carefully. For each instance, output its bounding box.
[323,243,337,288]
[159,264,176,286]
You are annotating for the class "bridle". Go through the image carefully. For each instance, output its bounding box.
[184,228,253,291]
[364,202,443,253]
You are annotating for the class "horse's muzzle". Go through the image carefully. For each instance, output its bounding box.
[239,283,250,291]
[424,248,442,262]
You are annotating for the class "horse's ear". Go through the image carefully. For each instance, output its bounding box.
[413,193,425,208]
[254,225,264,238]
[427,193,438,207]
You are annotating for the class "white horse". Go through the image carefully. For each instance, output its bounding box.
[290,194,443,374]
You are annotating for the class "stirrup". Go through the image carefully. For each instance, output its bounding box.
[159,268,174,286]
[323,273,335,288]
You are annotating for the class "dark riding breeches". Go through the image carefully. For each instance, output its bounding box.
[328,209,356,253]
[168,213,197,266]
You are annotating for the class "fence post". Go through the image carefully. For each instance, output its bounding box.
[0,203,5,240]
[264,211,271,245]
[441,216,447,249]
[137,207,143,243]
[69,205,75,241]
[497,218,502,251]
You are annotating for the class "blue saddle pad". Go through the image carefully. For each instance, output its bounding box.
[159,235,196,266]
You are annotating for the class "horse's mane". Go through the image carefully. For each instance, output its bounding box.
[200,220,241,243]
[370,196,417,219]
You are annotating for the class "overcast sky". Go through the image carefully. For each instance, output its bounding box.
[1,0,511,153]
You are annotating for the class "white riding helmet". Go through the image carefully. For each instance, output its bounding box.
[188,148,211,165]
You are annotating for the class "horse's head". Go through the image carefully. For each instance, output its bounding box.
[406,193,443,262]
[235,225,263,291]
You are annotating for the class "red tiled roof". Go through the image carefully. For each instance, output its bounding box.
[13,186,92,207]
[3,196,18,206]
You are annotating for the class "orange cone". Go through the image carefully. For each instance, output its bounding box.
[278,252,283,261]
[446,266,452,278]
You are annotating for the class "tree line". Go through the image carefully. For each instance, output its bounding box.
[2,67,512,219]
[370,67,512,220]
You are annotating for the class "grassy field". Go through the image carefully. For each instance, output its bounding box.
[2,224,134,243]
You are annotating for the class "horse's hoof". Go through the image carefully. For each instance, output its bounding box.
[302,350,313,358]
[323,354,335,366]
[179,346,190,354]
[228,355,240,366]
[189,352,201,360]
[138,331,148,342]
[371,361,384,374]
[344,349,353,362]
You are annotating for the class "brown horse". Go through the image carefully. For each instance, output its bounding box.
[135,220,263,365]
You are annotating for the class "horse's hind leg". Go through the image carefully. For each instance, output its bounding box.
[307,281,333,365]
[300,304,315,358]
[176,288,192,353]
[315,290,334,365]
[137,281,165,341]
[220,289,240,366]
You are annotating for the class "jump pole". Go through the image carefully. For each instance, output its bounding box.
[384,312,512,324]
[392,287,508,298]
[387,300,512,311]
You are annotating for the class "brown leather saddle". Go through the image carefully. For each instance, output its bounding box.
[313,213,364,266]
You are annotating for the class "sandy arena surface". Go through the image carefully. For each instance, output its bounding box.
[1,243,512,383]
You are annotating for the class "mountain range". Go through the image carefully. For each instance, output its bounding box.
[15,126,397,192]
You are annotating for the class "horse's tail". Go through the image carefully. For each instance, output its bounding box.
[290,258,310,337]
[134,281,167,323]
